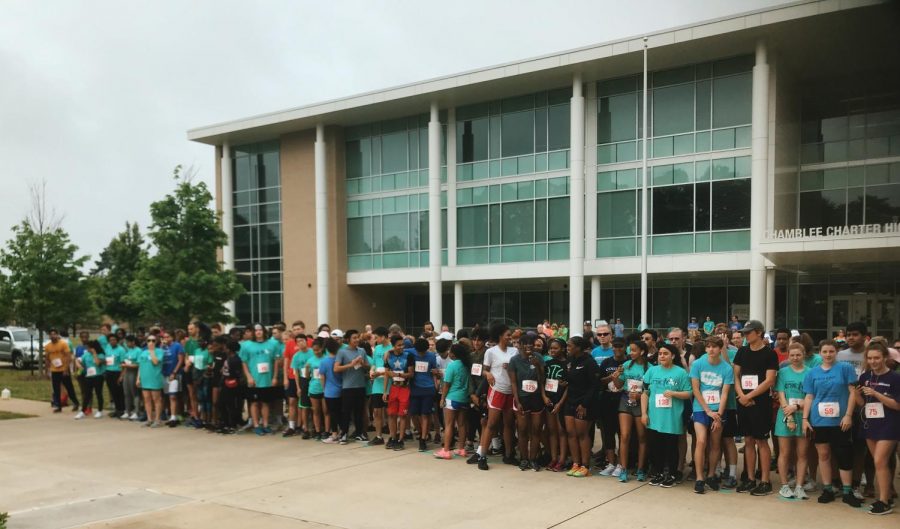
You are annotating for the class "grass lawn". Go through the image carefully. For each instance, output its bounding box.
[0,366,53,402]
[0,410,36,420]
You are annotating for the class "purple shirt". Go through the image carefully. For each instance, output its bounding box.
[858,370,900,441]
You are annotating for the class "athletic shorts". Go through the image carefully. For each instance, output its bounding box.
[164,374,183,395]
[563,401,594,420]
[388,385,410,416]
[409,394,434,416]
[285,379,298,400]
[813,425,852,445]
[182,369,194,386]
[309,392,324,403]
[298,378,311,409]
[445,400,468,411]
[692,410,726,429]
[737,399,771,439]
[721,409,738,438]
[618,397,642,417]
[247,386,279,403]
[487,387,514,411]
[369,393,386,409]
[514,393,544,414]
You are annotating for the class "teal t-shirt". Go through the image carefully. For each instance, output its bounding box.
[371,344,391,395]
[443,359,470,403]
[643,364,691,435]
[774,365,808,437]
[123,346,142,368]
[689,355,734,413]
[306,354,324,395]
[191,348,211,373]
[82,351,106,378]
[290,349,313,378]
[618,359,649,399]
[105,344,126,372]
[804,354,823,369]
[240,340,282,388]
[138,349,164,390]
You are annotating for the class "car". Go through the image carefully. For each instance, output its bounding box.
[0,326,39,369]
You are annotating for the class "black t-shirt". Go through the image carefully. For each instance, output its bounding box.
[598,356,626,402]
[566,353,601,408]
[733,343,778,399]
[544,358,567,403]
[221,354,243,387]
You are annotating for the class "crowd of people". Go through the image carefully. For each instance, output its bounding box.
[39,318,900,515]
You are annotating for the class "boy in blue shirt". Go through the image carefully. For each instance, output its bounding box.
[408,337,439,452]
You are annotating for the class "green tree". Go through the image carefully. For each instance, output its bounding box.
[92,222,147,326]
[127,166,243,327]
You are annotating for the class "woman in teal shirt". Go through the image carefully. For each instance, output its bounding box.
[641,343,691,488]
[305,339,326,439]
[775,342,811,499]
[137,335,164,427]
[614,338,650,483]
[75,341,105,420]
[435,343,472,460]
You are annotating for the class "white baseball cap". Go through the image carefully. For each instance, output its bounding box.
[330,329,344,338]
[437,331,454,341]
[317,331,330,338]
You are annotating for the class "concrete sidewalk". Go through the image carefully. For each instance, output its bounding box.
[0,401,896,529]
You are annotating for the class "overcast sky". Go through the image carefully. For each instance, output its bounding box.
[0,0,791,265]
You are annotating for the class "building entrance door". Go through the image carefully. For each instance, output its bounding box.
[828,294,899,340]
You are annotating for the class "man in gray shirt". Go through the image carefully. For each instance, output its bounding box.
[334,329,370,443]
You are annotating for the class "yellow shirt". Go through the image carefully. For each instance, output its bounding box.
[45,340,71,373]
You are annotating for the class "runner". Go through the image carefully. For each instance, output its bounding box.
[368,327,391,446]
[184,322,202,427]
[641,329,659,365]
[103,333,126,418]
[690,336,733,493]
[281,329,301,437]
[240,323,282,436]
[508,334,545,471]
[407,337,438,452]
[74,331,93,417]
[564,336,600,478]
[122,335,141,420]
[469,324,519,470]
[161,332,185,426]
[287,332,313,438]
[802,339,861,508]
[136,335,164,427]
[542,338,569,472]
[217,337,243,434]
[319,338,343,444]
[384,335,412,450]
[305,337,326,439]
[857,341,899,515]
[615,337,650,482]
[45,328,79,413]
[333,329,370,444]
[466,328,489,453]
[775,342,811,499]
[190,332,212,427]
[597,337,627,477]
[642,343,691,488]
[75,339,105,419]
[435,342,472,460]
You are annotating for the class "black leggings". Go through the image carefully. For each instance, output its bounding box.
[340,387,366,436]
[104,371,125,413]
[648,429,679,475]
[218,386,243,428]
[467,405,485,442]
[81,376,104,412]
[51,372,79,408]
[325,397,342,434]
[598,399,619,453]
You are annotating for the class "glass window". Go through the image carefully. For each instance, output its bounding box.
[502,110,535,157]
[381,213,408,251]
[548,104,570,150]
[535,200,547,242]
[457,206,488,247]
[695,182,711,231]
[865,184,900,225]
[799,190,846,229]
[597,190,637,237]
[458,118,490,163]
[598,93,637,143]
[696,80,711,130]
[381,132,408,173]
[234,156,252,192]
[712,73,751,128]
[489,205,501,245]
[261,151,280,188]
[258,224,281,258]
[535,108,547,153]
[652,185,694,234]
[501,202,534,244]
[711,179,751,230]
[548,197,570,241]
[653,84,694,136]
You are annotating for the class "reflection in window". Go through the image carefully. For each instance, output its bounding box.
[799,190,847,229]
[711,179,751,230]
[652,185,694,234]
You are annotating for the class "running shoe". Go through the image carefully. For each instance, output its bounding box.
[71,403,80,412]
[502,455,520,466]
[531,461,541,472]
[842,493,862,508]
[618,471,628,483]
[74,411,85,420]
[611,465,623,478]
[301,430,311,440]
[519,459,531,471]
[433,432,442,445]
[453,449,467,458]
[150,421,162,428]
[793,485,809,500]
[649,474,664,486]
[367,436,384,446]
[263,426,273,435]
[354,434,369,442]
[477,457,489,471]
[433,448,452,460]
[93,411,103,419]
[598,463,616,476]
[393,440,405,451]
[322,435,338,444]
[636,470,647,482]
[385,438,396,450]
[418,439,427,452]
[566,464,580,477]
[673,470,684,484]
[868,501,892,515]
[694,481,706,494]
[660,474,676,488]
[129,412,139,421]
[706,476,720,491]
[254,426,265,436]
[282,428,297,438]
[572,465,590,478]
[466,454,481,465]
[339,435,348,445]
[750,482,773,496]
[818,488,836,504]
[119,413,129,421]
[779,484,794,499]
[721,476,737,489]
[736,480,756,493]
[803,481,818,492]
[852,488,865,501]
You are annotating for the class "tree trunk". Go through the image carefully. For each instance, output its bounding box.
[38,327,45,377]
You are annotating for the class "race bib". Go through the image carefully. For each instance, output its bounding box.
[257,362,270,374]
[470,363,482,376]
[626,379,643,393]
[865,402,885,419]
[375,367,386,373]
[125,359,134,366]
[194,358,204,370]
[106,356,115,366]
[521,380,538,393]
[545,379,559,393]
[741,375,758,390]
[188,355,196,365]
[818,401,839,418]
[415,361,428,373]
[392,372,404,383]
[86,367,97,376]
[702,390,720,405]
[788,398,803,407]
[168,379,180,393]
[51,358,63,368]
[655,394,672,408]
[608,381,621,392]
[312,368,320,379]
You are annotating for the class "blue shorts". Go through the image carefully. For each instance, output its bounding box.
[409,394,434,416]
[444,400,467,411]
[692,410,725,428]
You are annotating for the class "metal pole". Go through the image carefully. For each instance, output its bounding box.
[30,333,34,376]
[639,37,649,330]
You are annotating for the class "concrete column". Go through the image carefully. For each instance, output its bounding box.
[314,124,330,326]
[584,82,598,260]
[454,282,463,333]
[749,41,770,322]
[639,38,649,329]
[590,277,601,325]
[569,73,586,333]
[447,108,457,267]
[221,142,235,317]
[765,268,776,330]
[428,103,443,327]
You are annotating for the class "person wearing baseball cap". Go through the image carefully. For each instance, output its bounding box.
[732,319,779,496]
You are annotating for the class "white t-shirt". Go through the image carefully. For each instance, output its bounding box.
[837,347,865,376]
[484,345,518,394]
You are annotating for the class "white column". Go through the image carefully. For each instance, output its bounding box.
[454,282,463,333]
[584,82,598,261]
[428,103,443,327]
[221,142,235,317]
[749,41,769,322]
[640,38,649,329]
[569,73,586,334]
[447,108,457,267]
[314,124,330,326]
[590,276,600,325]
[765,268,776,330]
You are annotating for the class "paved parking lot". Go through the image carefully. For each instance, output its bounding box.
[0,398,896,529]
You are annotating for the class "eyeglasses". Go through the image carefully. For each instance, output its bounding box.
[597,332,611,337]
[147,339,156,343]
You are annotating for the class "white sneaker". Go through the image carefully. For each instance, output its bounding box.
[74,411,85,420]
[129,412,138,420]
[794,485,809,500]
[803,481,817,492]
[599,463,616,476]
[779,484,794,498]
[119,413,130,420]
[93,411,103,419]
[611,465,623,477]
[852,488,865,501]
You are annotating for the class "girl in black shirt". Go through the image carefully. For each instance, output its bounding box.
[564,336,601,477]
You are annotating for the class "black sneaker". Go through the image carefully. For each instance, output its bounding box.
[368,436,384,446]
[818,488,836,504]
[706,476,721,491]
[502,455,520,466]
[404,431,413,440]
[467,453,481,464]
[660,474,677,488]
[694,481,706,494]
[519,459,531,471]
[868,500,892,515]
[393,440,405,451]
[354,434,369,442]
[842,493,862,508]
[531,460,542,472]
[53,408,62,413]
[649,474,664,486]
[673,470,684,484]
[433,433,442,445]
[301,430,311,439]
[750,482,773,496]
[339,435,348,445]
[282,428,297,438]
[418,439,427,452]
[736,480,756,493]
[477,457,489,471]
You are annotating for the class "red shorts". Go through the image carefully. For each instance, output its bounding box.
[388,385,410,416]
[487,387,513,411]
